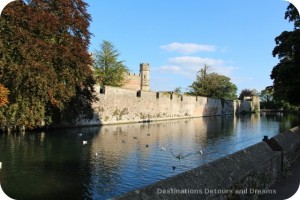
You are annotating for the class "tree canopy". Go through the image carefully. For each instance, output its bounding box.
[0,0,95,131]
[271,4,300,105]
[238,89,258,100]
[0,84,9,107]
[93,40,129,87]
[188,65,237,100]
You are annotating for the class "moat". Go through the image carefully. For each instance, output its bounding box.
[0,112,299,200]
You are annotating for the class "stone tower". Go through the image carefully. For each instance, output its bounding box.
[140,63,150,91]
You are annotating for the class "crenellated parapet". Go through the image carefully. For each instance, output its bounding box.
[122,63,150,91]
[78,86,260,126]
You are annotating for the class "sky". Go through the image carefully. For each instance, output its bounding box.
[85,0,294,94]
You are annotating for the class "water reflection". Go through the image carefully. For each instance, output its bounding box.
[0,113,299,200]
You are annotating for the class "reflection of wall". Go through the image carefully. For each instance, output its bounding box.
[91,118,209,158]
[79,86,259,126]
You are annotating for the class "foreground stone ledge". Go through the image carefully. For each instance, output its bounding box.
[115,142,281,200]
[268,126,300,170]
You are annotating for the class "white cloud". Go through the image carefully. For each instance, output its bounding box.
[160,42,216,54]
[169,56,224,69]
[156,56,236,79]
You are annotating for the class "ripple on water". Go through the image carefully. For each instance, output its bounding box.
[1,113,299,200]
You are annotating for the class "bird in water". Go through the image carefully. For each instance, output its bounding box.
[95,152,98,157]
[78,133,83,137]
[83,141,87,145]
[161,147,166,151]
[146,144,149,148]
[172,166,176,171]
[175,154,184,160]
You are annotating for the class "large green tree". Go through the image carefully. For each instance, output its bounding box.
[93,40,129,87]
[188,65,237,100]
[271,4,300,105]
[0,0,95,131]
[260,86,275,109]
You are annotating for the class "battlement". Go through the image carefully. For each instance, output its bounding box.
[122,63,150,91]
[140,63,150,71]
[86,85,259,126]
[127,72,141,77]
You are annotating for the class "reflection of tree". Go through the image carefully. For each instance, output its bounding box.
[2,114,298,199]
[0,127,100,200]
[263,112,300,132]
[205,116,235,139]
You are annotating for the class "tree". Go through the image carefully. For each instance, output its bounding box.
[238,89,258,100]
[174,87,182,94]
[271,4,300,105]
[93,40,129,87]
[0,84,9,107]
[260,86,275,109]
[0,0,95,131]
[260,86,295,110]
[188,65,237,100]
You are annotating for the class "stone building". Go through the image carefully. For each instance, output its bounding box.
[122,63,150,91]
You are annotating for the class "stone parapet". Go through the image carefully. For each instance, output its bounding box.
[77,86,258,126]
[116,142,281,200]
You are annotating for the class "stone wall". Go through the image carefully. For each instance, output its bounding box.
[77,86,259,126]
[116,126,300,200]
[122,73,141,91]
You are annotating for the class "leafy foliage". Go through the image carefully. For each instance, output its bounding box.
[260,86,295,110]
[188,65,237,100]
[0,84,9,107]
[0,0,95,131]
[93,40,129,87]
[174,87,182,94]
[238,89,258,100]
[271,4,300,105]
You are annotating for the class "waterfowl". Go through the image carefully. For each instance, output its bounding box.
[161,147,166,151]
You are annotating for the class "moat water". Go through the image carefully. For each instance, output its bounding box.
[0,112,299,200]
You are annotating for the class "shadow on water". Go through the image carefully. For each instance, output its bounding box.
[0,112,299,200]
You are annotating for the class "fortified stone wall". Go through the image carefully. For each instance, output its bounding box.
[121,63,150,91]
[77,86,259,126]
[122,73,141,91]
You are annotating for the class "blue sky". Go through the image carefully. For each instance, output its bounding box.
[85,0,294,94]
